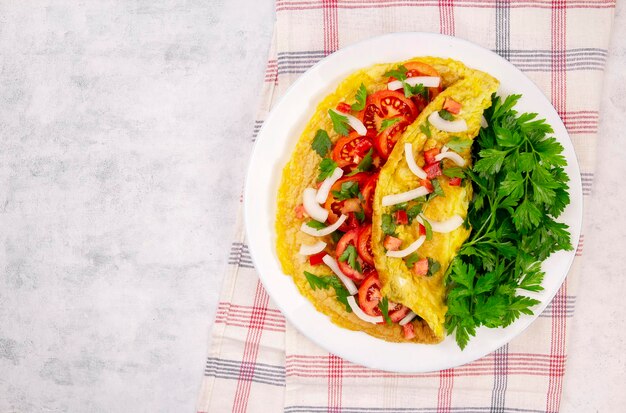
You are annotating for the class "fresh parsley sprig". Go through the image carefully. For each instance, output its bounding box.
[445,94,572,350]
[304,271,352,312]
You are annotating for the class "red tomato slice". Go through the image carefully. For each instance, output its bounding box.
[357,224,375,266]
[418,223,426,236]
[360,173,378,218]
[423,148,440,166]
[359,90,418,133]
[335,229,366,281]
[420,178,434,193]
[442,97,462,114]
[336,102,351,113]
[383,235,402,251]
[357,273,410,321]
[357,273,382,316]
[323,173,370,231]
[424,162,442,179]
[402,323,416,340]
[308,251,326,266]
[331,132,374,168]
[395,210,408,225]
[413,258,429,276]
[448,177,462,186]
[373,116,409,159]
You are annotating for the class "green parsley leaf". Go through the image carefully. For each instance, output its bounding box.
[348,149,374,175]
[379,118,400,132]
[422,217,433,241]
[381,214,397,236]
[405,253,420,269]
[330,230,344,244]
[420,120,432,138]
[426,258,441,276]
[438,109,455,121]
[383,65,408,81]
[306,220,326,229]
[351,83,367,111]
[339,244,361,272]
[443,167,465,178]
[354,209,365,223]
[317,158,338,181]
[446,137,472,152]
[304,271,352,312]
[391,202,408,212]
[331,181,360,200]
[312,129,332,157]
[431,178,445,198]
[378,296,392,325]
[406,203,423,223]
[403,82,428,99]
[328,109,350,136]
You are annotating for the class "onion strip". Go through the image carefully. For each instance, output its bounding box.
[387,76,441,91]
[435,150,466,167]
[302,188,329,222]
[300,214,347,237]
[315,167,343,203]
[428,111,468,133]
[298,241,327,256]
[386,235,426,258]
[322,255,358,295]
[347,296,383,324]
[382,187,430,207]
[399,311,417,326]
[418,214,464,233]
[404,143,427,179]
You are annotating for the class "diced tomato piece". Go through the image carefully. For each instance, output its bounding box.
[336,102,351,113]
[442,98,462,115]
[402,323,416,340]
[418,224,426,236]
[395,210,408,225]
[383,236,402,251]
[423,148,440,166]
[294,204,306,219]
[413,258,429,276]
[424,162,442,179]
[420,178,434,193]
[448,177,462,186]
[309,251,326,266]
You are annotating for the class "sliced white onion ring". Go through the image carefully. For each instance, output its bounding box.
[387,76,441,91]
[298,241,327,256]
[347,296,383,324]
[399,311,417,326]
[386,235,426,258]
[300,214,348,237]
[303,188,329,222]
[382,187,431,207]
[441,145,449,153]
[428,111,468,133]
[435,150,466,167]
[329,109,367,136]
[481,115,488,128]
[315,167,343,203]
[404,143,427,179]
[322,255,358,295]
[418,214,464,233]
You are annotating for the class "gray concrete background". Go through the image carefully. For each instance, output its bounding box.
[0,1,623,412]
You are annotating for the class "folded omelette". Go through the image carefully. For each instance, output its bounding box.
[276,57,499,343]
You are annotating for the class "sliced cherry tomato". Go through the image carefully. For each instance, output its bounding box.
[336,102,351,113]
[358,273,383,316]
[423,148,440,166]
[360,90,418,133]
[360,173,378,218]
[420,178,434,192]
[402,323,416,340]
[308,251,326,266]
[413,258,429,276]
[374,116,409,159]
[443,98,462,115]
[335,229,366,281]
[395,210,408,225]
[357,273,410,321]
[357,224,375,266]
[383,235,402,251]
[448,177,462,186]
[331,132,373,168]
[424,162,442,179]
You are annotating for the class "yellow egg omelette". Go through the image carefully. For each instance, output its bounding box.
[276,57,499,343]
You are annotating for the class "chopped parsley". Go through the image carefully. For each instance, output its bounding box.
[405,253,420,269]
[429,178,445,199]
[304,271,352,312]
[331,181,360,200]
[351,83,367,111]
[422,218,433,241]
[446,136,472,152]
[379,118,400,132]
[426,258,440,276]
[381,214,397,236]
[378,296,392,325]
[403,82,428,100]
[406,203,423,223]
[328,109,350,136]
[438,109,455,121]
[384,65,408,81]
[312,129,332,157]
[347,148,374,175]
[306,220,326,229]
[339,244,361,272]
[317,158,338,181]
[420,120,432,138]
[443,167,465,178]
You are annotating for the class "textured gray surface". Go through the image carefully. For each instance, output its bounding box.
[0,1,623,412]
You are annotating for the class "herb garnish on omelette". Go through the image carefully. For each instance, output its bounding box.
[275,57,572,348]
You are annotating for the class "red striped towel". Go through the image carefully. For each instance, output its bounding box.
[197,1,615,412]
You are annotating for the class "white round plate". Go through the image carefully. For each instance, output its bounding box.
[244,33,582,373]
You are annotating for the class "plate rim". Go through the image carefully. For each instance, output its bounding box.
[243,32,583,373]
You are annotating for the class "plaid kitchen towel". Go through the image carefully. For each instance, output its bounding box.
[197,1,615,412]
